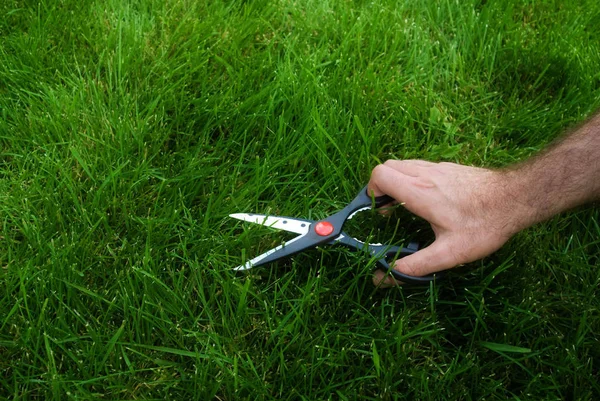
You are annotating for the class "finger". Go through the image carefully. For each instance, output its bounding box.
[375,202,397,216]
[392,240,456,278]
[372,239,457,287]
[383,160,436,177]
[368,164,421,207]
[372,268,397,288]
[369,164,434,218]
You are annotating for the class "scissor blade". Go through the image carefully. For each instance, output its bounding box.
[233,234,307,271]
[229,213,311,235]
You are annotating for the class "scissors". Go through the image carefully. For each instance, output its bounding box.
[230,186,442,284]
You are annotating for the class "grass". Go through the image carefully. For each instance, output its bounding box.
[1,0,600,399]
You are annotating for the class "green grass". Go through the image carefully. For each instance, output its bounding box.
[1,0,600,399]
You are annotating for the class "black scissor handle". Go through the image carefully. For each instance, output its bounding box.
[336,235,442,284]
[323,186,393,234]
[354,185,394,210]
[369,243,443,284]
[325,187,442,284]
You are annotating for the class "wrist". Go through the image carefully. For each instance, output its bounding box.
[496,163,574,233]
[489,169,543,236]
[500,113,600,227]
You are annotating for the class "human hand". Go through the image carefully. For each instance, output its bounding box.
[368,160,525,287]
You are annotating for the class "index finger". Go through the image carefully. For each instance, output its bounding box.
[368,164,421,208]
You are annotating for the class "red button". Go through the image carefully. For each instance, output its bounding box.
[315,221,334,236]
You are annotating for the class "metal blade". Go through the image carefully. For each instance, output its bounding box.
[233,234,307,271]
[229,213,311,235]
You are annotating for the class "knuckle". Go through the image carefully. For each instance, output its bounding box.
[383,159,398,168]
[395,260,419,277]
[438,162,459,170]
[370,164,387,180]
[413,175,435,189]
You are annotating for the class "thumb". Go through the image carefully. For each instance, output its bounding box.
[373,240,457,287]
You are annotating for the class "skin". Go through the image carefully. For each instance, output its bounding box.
[369,112,600,287]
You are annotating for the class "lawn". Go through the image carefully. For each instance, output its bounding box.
[1,0,600,399]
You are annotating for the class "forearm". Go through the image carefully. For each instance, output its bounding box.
[503,113,600,232]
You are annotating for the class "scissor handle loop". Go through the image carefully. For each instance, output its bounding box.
[336,236,442,284]
[370,243,443,284]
